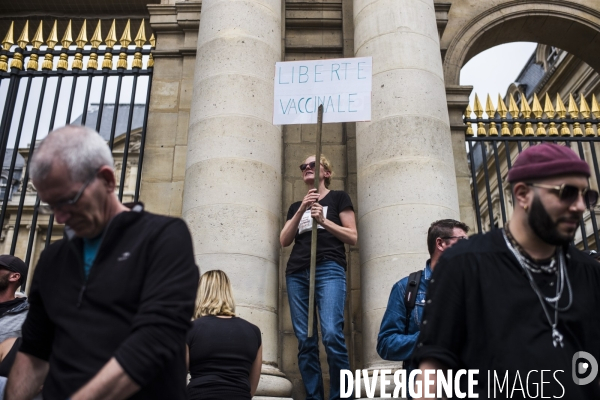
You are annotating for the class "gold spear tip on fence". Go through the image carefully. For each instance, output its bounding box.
[508,93,519,118]
[2,21,14,51]
[497,94,508,119]
[580,94,591,119]
[543,93,555,118]
[464,105,473,135]
[473,93,483,118]
[568,93,579,118]
[485,94,495,119]
[105,19,117,48]
[592,94,600,118]
[532,93,543,119]
[520,95,532,118]
[90,20,102,48]
[61,20,73,49]
[76,20,88,49]
[120,19,132,48]
[149,33,155,48]
[31,21,44,49]
[134,19,146,48]
[47,20,58,49]
[17,21,29,49]
[464,104,472,118]
[556,93,567,119]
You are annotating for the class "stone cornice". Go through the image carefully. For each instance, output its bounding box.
[148,2,201,32]
[446,85,473,109]
[435,2,451,38]
[446,85,473,130]
[152,48,197,58]
[286,2,343,29]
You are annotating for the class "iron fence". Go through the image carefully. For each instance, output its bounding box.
[465,93,600,251]
[0,19,154,286]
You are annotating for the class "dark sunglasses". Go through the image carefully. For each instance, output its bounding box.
[527,183,599,209]
[300,161,318,172]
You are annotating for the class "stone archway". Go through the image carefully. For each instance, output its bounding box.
[443,0,600,86]
[442,0,600,228]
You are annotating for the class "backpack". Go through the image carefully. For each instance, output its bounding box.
[403,270,422,335]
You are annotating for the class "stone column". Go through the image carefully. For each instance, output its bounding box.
[353,0,460,387]
[182,0,292,398]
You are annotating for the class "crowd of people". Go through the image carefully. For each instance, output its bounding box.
[0,124,599,400]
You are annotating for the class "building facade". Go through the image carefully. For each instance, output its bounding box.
[1,0,600,398]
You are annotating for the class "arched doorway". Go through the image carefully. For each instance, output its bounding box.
[442,0,600,231]
[443,1,600,86]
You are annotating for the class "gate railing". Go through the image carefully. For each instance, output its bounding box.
[465,93,600,251]
[0,19,154,284]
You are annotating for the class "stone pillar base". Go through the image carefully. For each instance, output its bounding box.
[255,365,293,398]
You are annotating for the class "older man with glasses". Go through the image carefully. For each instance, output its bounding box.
[6,125,199,400]
[376,219,469,398]
[412,143,600,399]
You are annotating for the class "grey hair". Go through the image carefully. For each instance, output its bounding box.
[30,125,114,183]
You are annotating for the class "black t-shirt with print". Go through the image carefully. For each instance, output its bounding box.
[286,190,353,275]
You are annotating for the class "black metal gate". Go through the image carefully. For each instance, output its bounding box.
[0,19,153,286]
[465,93,600,251]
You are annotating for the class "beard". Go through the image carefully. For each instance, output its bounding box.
[528,195,579,246]
[0,273,9,292]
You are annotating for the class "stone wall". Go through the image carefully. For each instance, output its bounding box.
[142,2,200,216]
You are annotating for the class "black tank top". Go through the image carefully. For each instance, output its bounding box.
[0,337,21,377]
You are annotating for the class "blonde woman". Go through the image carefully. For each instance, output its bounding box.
[186,270,262,400]
[280,155,357,400]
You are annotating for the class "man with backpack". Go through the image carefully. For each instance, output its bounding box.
[376,219,469,383]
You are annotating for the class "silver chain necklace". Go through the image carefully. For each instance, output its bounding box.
[502,230,573,348]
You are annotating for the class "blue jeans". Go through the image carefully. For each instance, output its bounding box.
[287,261,352,400]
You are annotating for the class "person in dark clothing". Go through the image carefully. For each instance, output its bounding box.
[0,255,29,344]
[412,143,600,399]
[187,270,262,400]
[280,154,357,400]
[6,125,199,400]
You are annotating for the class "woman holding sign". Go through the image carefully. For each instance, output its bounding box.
[280,155,357,400]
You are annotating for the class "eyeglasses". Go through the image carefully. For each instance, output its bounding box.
[300,161,319,172]
[527,183,599,209]
[441,236,468,241]
[36,173,97,215]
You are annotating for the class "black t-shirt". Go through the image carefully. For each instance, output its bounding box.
[285,190,354,275]
[0,337,20,377]
[187,316,261,400]
[411,229,600,399]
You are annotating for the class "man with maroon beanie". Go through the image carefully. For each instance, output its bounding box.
[411,144,600,399]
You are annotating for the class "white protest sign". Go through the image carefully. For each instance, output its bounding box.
[273,57,372,125]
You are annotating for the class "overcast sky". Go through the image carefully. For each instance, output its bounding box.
[460,42,538,111]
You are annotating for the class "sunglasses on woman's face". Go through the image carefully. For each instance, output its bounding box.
[527,183,599,209]
[300,161,317,171]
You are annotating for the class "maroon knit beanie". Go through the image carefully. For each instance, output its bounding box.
[507,143,590,183]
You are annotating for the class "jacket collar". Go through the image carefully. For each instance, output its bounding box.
[1,298,28,317]
[424,260,433,280]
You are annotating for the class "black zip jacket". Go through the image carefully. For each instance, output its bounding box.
[20,205,199,399]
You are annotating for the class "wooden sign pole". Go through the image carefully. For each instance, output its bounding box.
[307,104,324,337]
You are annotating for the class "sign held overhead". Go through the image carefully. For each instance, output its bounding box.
[273,57,372,125]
